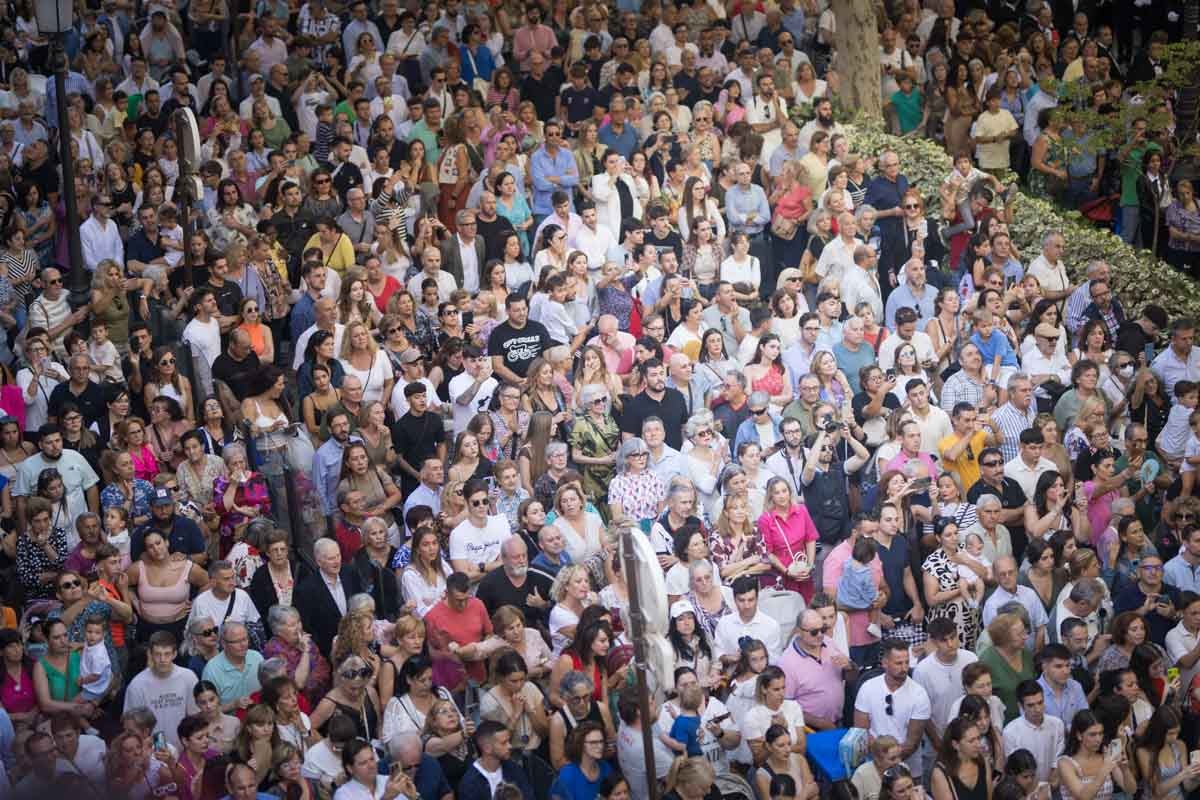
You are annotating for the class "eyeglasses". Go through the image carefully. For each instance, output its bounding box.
[59,580,81,590]
[903,203,920,210]
[47,278,63,285]
[470,498,490,507]
[1141,564,1164,572]
[314,177,331,184]
[696,429,713,438]
[801,625,829,635]
[196,627,219,637]
[751,408,768,416]
[341,667,374,680]
[568,692,591,703]
[159,358,176,366]
[629,452,649,459]
[980,460,1002,467]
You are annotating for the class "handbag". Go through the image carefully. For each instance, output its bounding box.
[771,212,799,240]
[464,48,491,97]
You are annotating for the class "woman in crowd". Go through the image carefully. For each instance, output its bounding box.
[549,564,595,658]
[552,721,613,800]
[128,529,209,643]
[339,321,394,407]
[930,716,992,800]
[337,443,402,527]
[378,615,428,706]
[351,517,402,621]
[665,526,711,601]
[309,653,380,741]
[481,649,551,756]
[1025,471,1088,542]
[100,450,154,531]
[423,696,474,786]
[549,483,605,565]
[1057,709,1136,800]
[213,443,271,557]
[569,384,620,506]
[923,517,982,651]
[478,605,553,686]
[117,416,160,483]
[607,437,667,524]
[758,477,818,599]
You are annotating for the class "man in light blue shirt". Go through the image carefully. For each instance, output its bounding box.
[1036,644,1088,728]
[201,622,264,705]
[530,120,580,221]
[885,259,939,329]
[313,410,362,516]
[725,161,771,237]
[1165,526,1200,594]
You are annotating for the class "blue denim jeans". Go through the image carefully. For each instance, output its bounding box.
[1120,205,1141,246]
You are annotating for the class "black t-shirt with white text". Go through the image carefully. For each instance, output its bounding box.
[487,319,554,378]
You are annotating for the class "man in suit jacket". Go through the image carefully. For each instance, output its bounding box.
[294,537,364,658]
[439,209,487,293]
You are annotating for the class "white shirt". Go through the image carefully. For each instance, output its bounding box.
[910,405,954,455]
[448,371,498,435]
[406,270,458,304]
[713,608,784,662]
[238,93,282,120]
[570,222,619,271]
[854,675,931,742]
[55,734,107,783]
[912,651,978,736]
[186,588,261,636]
[1024,347,1072,399]
[841,265,883,323]
[322,570,348,615]
[1003,713,1065,783]
[1004,455,1059,501]
[982,583,1051,633]
[815,236,858,285]
[333,775,391,800]
[877,331,936,371]
[123,665,199,748]
[389,377,442,419]
[79,216,124,272]
[455,235,481,293]
[1152,346,1200,400]
[745,95,788,162]
[292,323,346,370]
[369,94,410,133]
[449,515,512,567]
[1166,621,1200,700]
[182,317,222,367]
[1028,254,1070,295]
[339,349,393,406]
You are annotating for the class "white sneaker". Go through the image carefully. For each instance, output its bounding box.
[867,622,882,638]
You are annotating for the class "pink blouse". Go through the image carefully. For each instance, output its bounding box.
[757,504,818,600]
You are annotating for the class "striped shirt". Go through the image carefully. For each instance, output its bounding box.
[992,401,1038,463]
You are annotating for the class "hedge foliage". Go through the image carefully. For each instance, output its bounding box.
[844,124,1200,318]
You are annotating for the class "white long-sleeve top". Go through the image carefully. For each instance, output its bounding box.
[78,217,124,273]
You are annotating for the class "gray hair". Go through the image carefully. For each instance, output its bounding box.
[208,559,234,577]
[314,538,340,559]
[221,621,247,643]
[1042,230,1064,248]
[387,732,423,763]
[546,441,568,459]
[1007,372,1031,392]
[222,442,248,465]
[560,670,594,697]
[1069,577,1103,606]
[853,204,877,226]
[267,604,300,631]
[975,494,1002,511]
[688,559,714,585]
[258,657,287,684]
[75,512,100,532]
[578,383,610,408]
[616,437,650,474]
[996,600,1031,628]
[684,410,716,441]
[348,593,375,614]
[748,390,770,409]
[188,615,217,635]
[1085,259,1109,278]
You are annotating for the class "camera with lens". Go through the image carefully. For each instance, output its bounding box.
[821,414,838,433]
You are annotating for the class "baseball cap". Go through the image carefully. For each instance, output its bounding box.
[1034,323,1063,340]
[151,488,174,506]
[670,600,694,620]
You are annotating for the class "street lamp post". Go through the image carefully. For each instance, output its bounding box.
[34,0,85,307]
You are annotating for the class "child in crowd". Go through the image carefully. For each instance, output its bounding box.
[956,531,990,607]
[837,536,884,638]
[1158,380,1198,466]
[1180,408,1200,496]
[87,320,123,383]
[663,682,704,756]
[157,204,185,270]
[76,615,113,702]
[104,506,132,567]
[970,309,1019,386]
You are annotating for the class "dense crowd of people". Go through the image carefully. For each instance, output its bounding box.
[0,0,1198,799]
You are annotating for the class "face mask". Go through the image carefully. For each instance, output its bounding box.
[1118,365,1134,378]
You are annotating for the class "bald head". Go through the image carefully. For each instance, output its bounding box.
[598,314,619,336]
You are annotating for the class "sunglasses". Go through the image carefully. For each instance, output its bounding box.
[696,429,713,437]
[59,580,81,590]
[341,667,374,680]
[160,358,176,366]
[470,498,490,507]
[47,278,63,285]
[903,203,920,210]
[981,460,1002,467]
[196,627,219,637]
[801,625,829,635]
[751,408,768,415]
[885,693,894,716]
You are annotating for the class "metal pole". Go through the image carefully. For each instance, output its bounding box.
[620,522,661,800]
[55,38,85,308]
